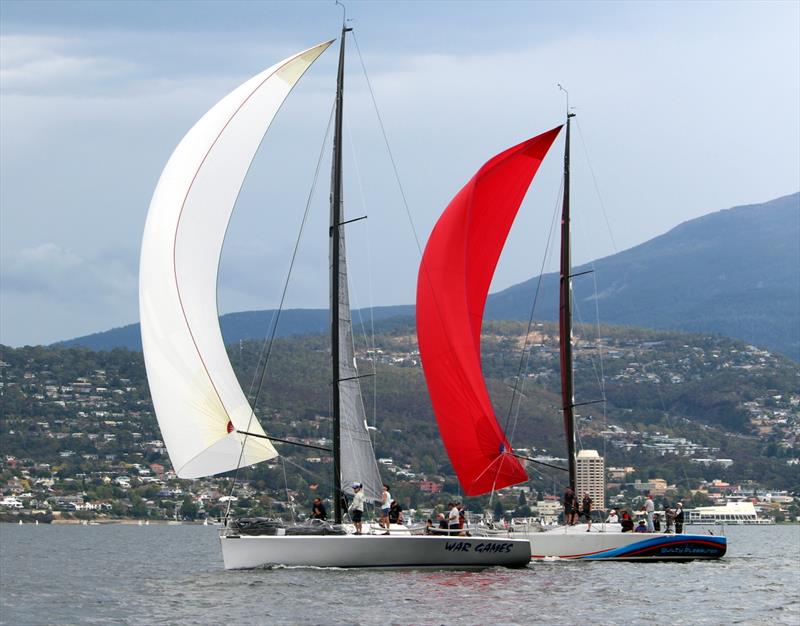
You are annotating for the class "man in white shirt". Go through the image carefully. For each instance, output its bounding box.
[380,484,391,534]
[448,502,460,534]
[348,483,365,535]
[644,495,655,532]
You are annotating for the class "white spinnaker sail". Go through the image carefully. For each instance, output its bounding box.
[139,41,333,478]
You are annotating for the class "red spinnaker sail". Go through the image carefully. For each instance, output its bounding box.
[416,127,562,496]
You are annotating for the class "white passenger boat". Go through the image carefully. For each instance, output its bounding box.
[685,501,774,525]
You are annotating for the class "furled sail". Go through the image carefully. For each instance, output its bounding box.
[335,233,384,502]
[139,41,333,478]
[416,127,562,496]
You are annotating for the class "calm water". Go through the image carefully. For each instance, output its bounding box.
[1,524,798,625]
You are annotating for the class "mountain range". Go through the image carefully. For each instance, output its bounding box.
[57,192,800,360]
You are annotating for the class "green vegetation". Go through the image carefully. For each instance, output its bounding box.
[1,320,798,520]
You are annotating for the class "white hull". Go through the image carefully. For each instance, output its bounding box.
[220,533,531,569]
[509,523,727,561]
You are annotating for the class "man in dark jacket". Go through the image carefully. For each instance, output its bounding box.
[581,492,593,531]
[675,502,685,533]
[311,497,327,520]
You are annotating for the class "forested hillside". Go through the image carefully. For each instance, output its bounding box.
[5,321,799,505]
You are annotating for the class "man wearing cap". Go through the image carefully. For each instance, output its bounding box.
[675,502,684,534]
[348,483,365,535]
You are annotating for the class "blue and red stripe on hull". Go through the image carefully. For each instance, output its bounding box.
[532,535,727,561]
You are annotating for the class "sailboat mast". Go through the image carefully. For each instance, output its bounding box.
[559,111,577,493]
[330,25,350,525]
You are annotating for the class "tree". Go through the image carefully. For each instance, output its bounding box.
[180,496,198,520]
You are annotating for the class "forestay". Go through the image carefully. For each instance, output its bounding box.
[139,41,332,478]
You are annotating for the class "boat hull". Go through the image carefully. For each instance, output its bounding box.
[524,526,726,561]
[220,534,531,569]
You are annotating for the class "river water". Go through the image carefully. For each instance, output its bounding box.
[1,524,798,625]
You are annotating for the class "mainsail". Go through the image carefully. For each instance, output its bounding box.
[416,127,562,496]
[139,41,332,478]
[328,27,383,505]
[335,233,383,502]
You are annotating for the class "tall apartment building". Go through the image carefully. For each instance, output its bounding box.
[576,449,606,511]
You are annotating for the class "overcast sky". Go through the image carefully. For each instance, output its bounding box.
[2,0,798,347]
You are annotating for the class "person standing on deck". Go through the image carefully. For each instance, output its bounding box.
[348,483,365,535]
[664,506,675,533]
[448,501,460,534]
[563,486,577,525]
[379,484,392,534]
[581,492,593,531]
[675,502,685,534]
[388,499,403,525]
[644,494,655,532]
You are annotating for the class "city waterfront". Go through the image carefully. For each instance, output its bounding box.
[1,524,797,625]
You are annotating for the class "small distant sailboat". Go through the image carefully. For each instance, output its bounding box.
[139,17,530,570]
[417,106,726,561]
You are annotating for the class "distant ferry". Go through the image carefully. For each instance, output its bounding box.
[686,501,774,525]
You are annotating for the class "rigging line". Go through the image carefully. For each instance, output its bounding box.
[354,30,517,500]
[507,187,564,446]
[590,264,609,460]
[571,285,605,410]
[512,453,569,472]
[351,31,424,257]
[224,96,337,507]
[638,357,693,490]
[281,454,329,480]
[502,176,564,442]
[564,155,610,458]
[343,116,380,437]
[574,118,618,254]
[282,456,296,524]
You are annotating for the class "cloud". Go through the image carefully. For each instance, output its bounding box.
[2,242,137,312]
[0,34,141,97]
[0,2,797,347]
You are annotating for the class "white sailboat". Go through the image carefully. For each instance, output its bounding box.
[139,21,530,569]
[416,100,727,561]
